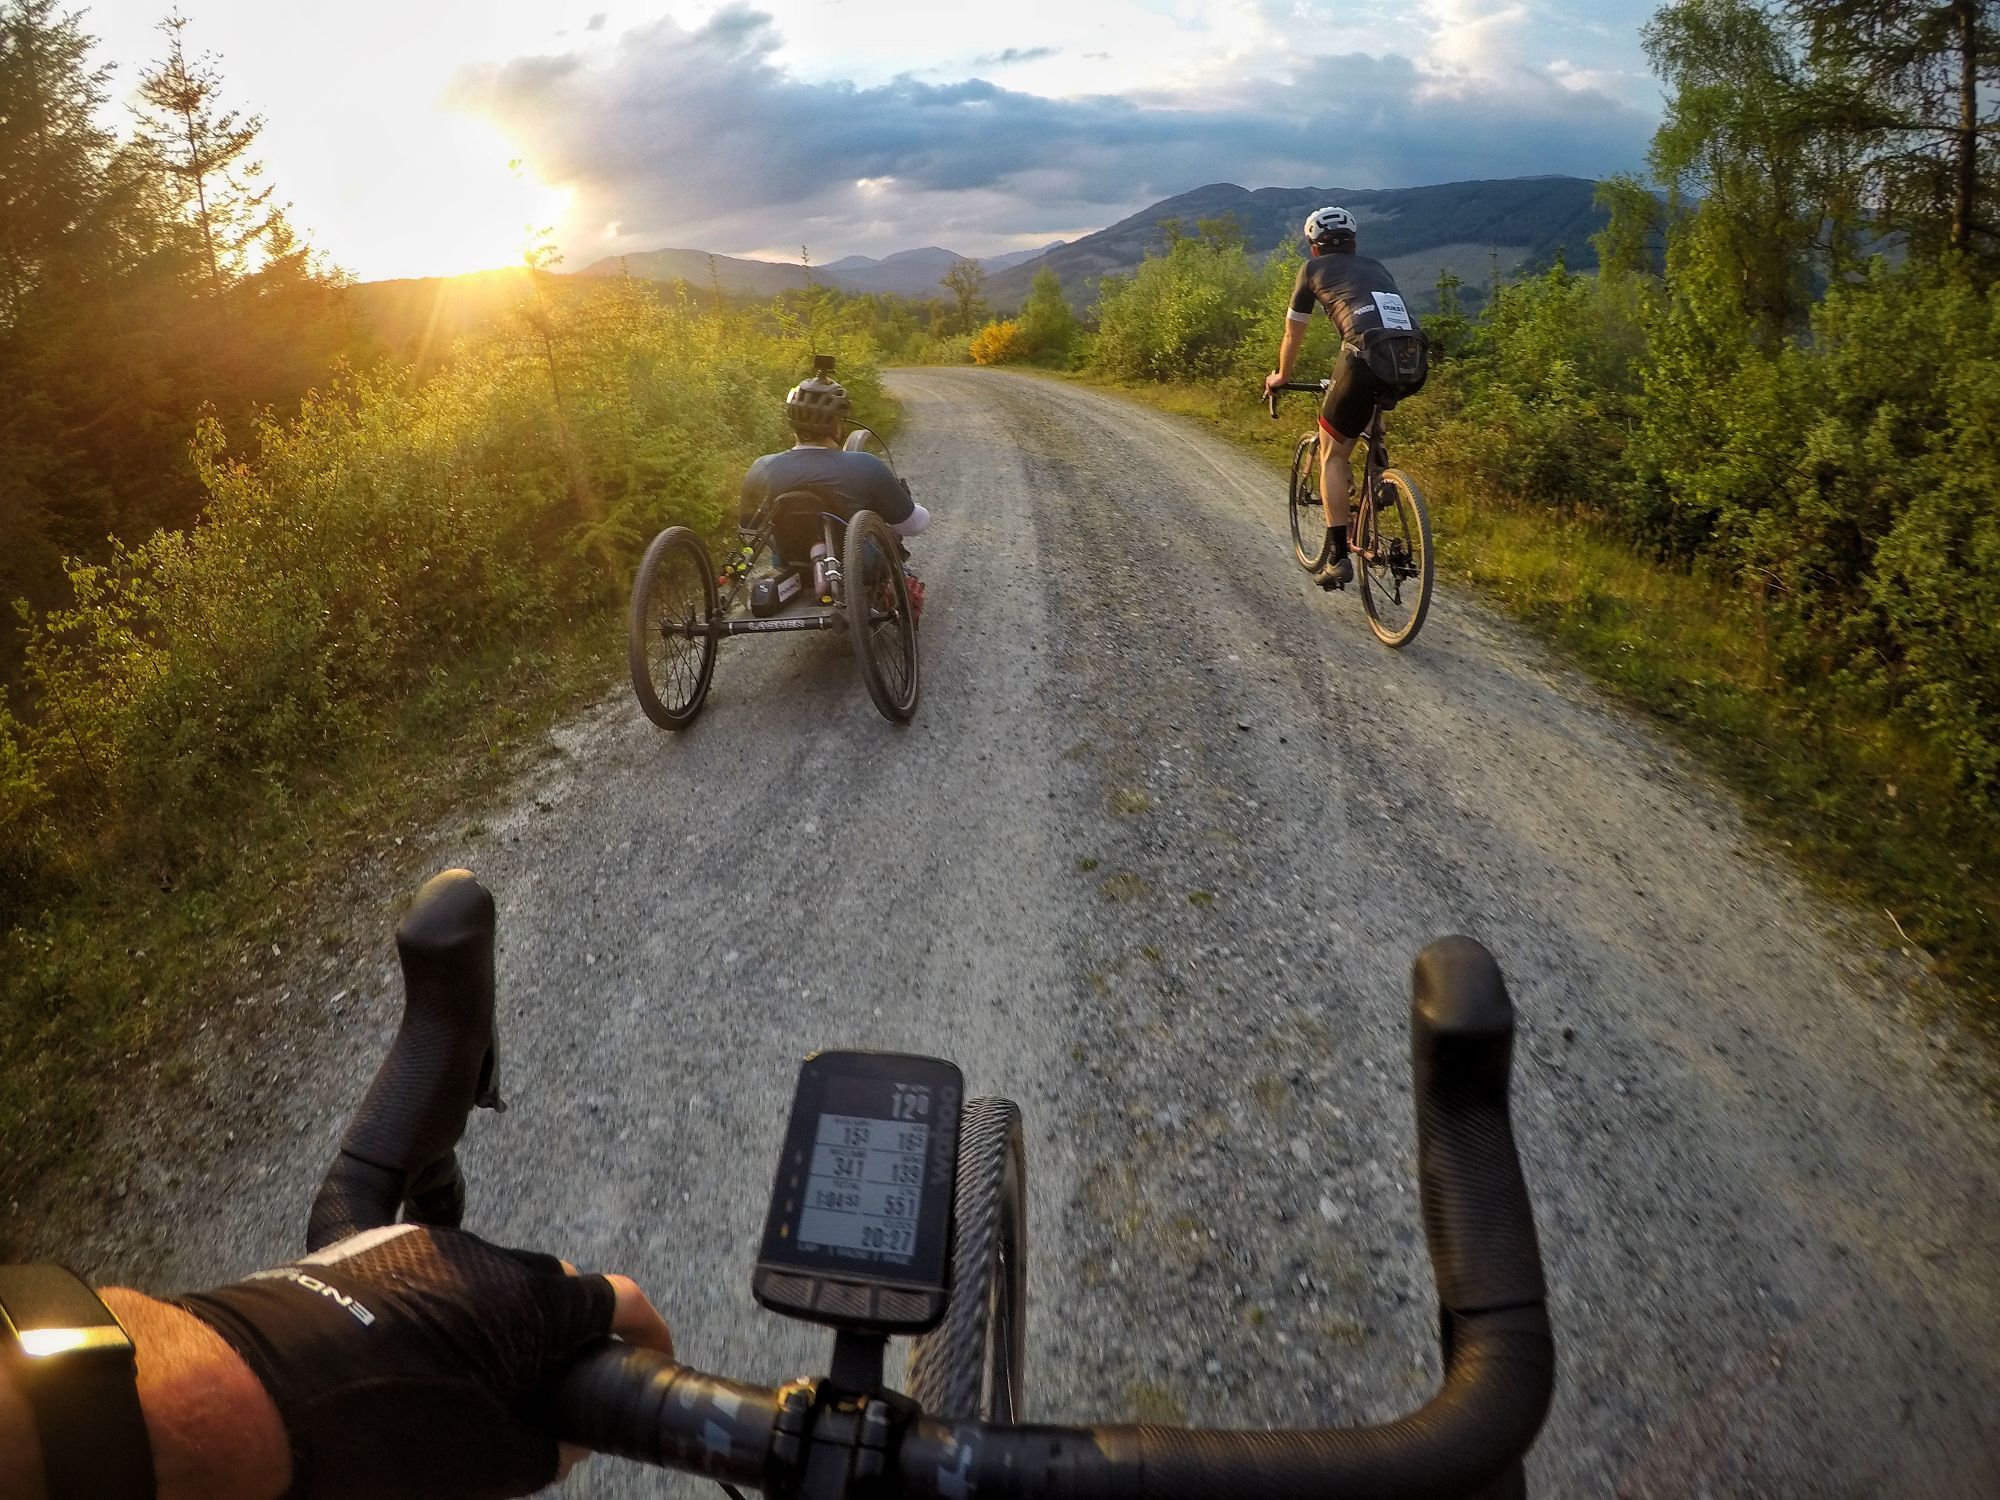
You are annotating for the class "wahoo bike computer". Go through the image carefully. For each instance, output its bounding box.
[753,1051,961,1334]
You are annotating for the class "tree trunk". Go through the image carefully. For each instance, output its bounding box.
[1954,0,1977,256]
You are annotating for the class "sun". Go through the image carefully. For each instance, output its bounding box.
[316,112,574,281]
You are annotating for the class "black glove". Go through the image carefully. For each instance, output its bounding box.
[175,1224,614,1500]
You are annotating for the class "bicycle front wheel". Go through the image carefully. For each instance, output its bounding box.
[842,509,920,722]
[1289,433,1330,572]
[627,526,718,728]
[905,1097,1027,1421]
[1357,468,1434,648]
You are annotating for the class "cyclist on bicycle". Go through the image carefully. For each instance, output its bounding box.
[1263,207,1424,589]
[741,374,931,616]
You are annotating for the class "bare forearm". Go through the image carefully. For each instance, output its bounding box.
[1274,320,1307,381]
[1,1291,290,1500]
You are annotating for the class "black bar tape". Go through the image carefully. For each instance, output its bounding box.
[1410,936,1548,1314]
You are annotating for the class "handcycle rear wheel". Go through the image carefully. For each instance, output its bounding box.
[842,508,919,723]
[1357,468,1434,648]
[1289,433,1331,572]
[627,526,718,729]
[905,1097,1027,1421]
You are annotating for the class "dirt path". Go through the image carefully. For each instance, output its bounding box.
[41,368,1999,1495]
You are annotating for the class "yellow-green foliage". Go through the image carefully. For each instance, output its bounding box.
[969,319,1031,365]
[0,280,879,902]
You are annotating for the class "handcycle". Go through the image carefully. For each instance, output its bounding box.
[307,868,1556,1498]
[1268,380,1436,648]
[626,427,919,729]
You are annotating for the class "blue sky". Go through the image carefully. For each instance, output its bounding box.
[84,1,1666,277]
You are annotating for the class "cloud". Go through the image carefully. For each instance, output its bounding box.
[973,46,1060,67]
[449,4,1654,261]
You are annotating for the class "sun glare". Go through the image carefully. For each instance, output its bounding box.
[328,113,573,281]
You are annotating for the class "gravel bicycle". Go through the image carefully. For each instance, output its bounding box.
[1268,381,1435,648]
[308,870,1555,1497]
[626,428,919,729]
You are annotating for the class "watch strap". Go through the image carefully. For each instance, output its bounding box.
[0,1264,156,1499]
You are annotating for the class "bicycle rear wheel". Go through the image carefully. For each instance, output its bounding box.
[905,1097,1027,1421]
[1289,433,1330,572]
[627,526,718,728]
[1357,468,1434,648]
[842,509,920,722]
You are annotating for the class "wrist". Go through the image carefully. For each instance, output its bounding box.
[100,1290,290,1500]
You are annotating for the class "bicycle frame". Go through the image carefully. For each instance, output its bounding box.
[665,503,857,641]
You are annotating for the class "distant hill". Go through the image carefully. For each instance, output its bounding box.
[572,247,813,298]
[575,239,1069,299]
[345,268,540,365]
[984,177,1608,311]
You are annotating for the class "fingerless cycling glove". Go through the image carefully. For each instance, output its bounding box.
[175,1224,614,1500]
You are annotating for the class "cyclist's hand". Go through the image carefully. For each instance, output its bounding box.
[1264,370,1284,396]
[173,1223,672,1500]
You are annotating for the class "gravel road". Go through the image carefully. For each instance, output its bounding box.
[33,368,2000,1495]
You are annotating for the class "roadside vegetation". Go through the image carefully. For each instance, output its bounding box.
[0,4,907,1212]
[1048,0,2000,1024]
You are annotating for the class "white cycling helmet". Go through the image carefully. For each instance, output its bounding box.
[1303,206,1358,245]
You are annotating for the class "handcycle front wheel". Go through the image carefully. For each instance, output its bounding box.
[627,526,718,729]
[1357,468,1434,648]
[904,1096,1027,1422]
[1289,433,1331,572]
[841,508,920,723]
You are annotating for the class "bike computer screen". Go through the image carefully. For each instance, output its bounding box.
[753,1051,961,1334]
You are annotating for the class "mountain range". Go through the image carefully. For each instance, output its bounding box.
[572,240,1066,299]
[574,176,1609,312]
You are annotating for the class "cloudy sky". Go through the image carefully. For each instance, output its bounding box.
[83,1,1664,280]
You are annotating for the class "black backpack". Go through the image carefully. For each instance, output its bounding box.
[1355,326,1430,398]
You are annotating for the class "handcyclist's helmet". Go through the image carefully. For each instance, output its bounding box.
[785,374,850,438]
[1303,205,1358,250]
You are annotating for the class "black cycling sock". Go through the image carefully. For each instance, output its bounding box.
[1328,527,1349,559]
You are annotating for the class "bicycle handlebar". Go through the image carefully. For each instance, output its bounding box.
[310,875,1555,1498]
[1265,378,1331,420]
[305,869,503,1251]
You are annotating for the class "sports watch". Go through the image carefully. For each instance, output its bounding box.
[0,1264,156,1498]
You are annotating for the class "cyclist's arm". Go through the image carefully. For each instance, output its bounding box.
[849,452,924,533]
[1268,264,1315,386]
[0,1288,290,1500]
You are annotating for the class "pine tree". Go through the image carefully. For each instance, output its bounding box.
[1791,0,2000,268]
[132,12,282,295]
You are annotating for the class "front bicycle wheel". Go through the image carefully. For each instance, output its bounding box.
[905,1097,1027,1421]
[627,526,718,728]
[1357,468,1434,648]
[1289,433,1330,572]
[842,509,919,722]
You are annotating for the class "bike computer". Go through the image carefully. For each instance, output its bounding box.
[753,1051,961,1334]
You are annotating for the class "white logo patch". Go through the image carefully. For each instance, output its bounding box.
[1373,292,1413,330]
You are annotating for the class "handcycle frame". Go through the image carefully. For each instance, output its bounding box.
[305,869,1555,1500]
[627,428,919,726]
[1268,379,1436,648]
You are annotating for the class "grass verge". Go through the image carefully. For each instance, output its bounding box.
[1075,372,1999,1049]
[0,606,625,1244]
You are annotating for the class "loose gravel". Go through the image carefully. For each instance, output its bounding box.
[22,368,1999,1496]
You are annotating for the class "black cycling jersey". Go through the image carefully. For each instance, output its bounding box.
[739,447,915,529]
[1288,251,1419,348]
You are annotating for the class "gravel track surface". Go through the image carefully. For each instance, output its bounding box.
[33,368,1999,1495]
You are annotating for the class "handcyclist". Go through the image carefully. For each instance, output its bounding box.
[1263,207,1426,589]
[0,1222,671,1499]
[741,371,931,617]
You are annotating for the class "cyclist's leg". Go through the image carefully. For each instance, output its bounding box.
[1316,420,1359,531]
[1317,353,1372,531]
